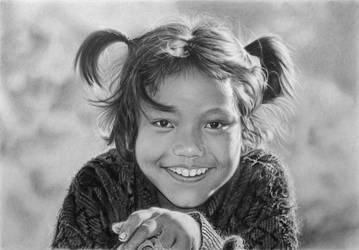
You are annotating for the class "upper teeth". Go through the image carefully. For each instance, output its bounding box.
[168,167,208,177]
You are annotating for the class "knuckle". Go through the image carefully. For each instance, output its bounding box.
[148,206,162,216]
[126,213,140,225]
[128,210,147,224]
[159,212,172,221]
[148,206,157,212]
[131,210,143,219]
[138,223,151,234]
[144,218,157,228]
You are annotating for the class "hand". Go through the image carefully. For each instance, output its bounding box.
[112,207,201,250]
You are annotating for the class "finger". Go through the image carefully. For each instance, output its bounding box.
[138,239,156,250]
[118,210,156,242]
[112,222,124,234]
[153,213,176,249]
[124,219,161,250]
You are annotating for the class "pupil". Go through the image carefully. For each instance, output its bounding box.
[160,120,168,126]
[211,122,218,128]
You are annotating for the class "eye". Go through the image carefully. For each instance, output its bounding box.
[152,119,174,129]
[205,121,225,129]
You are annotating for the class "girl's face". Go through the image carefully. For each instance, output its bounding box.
[135,69,242,208]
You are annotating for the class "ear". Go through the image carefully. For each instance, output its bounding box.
[74,29,131,87]
[245,36,294,103]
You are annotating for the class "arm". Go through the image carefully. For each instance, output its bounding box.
[51,166,117,249]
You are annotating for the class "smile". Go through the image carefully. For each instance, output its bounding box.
[168,167,208,177]
[164,166,211,183]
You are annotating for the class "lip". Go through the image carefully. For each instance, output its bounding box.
[162,165,212,184]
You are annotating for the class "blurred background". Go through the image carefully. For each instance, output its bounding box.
[1,1,358,249]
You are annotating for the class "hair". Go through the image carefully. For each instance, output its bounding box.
[75,17,295,162]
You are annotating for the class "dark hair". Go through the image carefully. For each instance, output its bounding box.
[75,18,295,161]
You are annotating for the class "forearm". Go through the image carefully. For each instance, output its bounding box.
[51,187,117,249]
[51,222,93,249]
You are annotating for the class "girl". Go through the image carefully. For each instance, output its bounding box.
[52,17,298,250]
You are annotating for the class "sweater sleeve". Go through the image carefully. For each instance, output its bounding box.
[51,165,118,249]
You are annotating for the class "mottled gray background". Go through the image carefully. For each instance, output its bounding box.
[1,1,358,249]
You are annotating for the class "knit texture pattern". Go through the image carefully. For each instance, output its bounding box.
[52,149,298,249]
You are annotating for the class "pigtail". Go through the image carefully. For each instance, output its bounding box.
[245,36,294,103]
[74,29,131,87]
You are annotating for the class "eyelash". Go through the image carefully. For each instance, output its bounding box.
[151,119,228,130]
[204,121,228,130]
[152,119,174,129]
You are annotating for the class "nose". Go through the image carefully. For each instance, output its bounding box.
[172,126,204,158]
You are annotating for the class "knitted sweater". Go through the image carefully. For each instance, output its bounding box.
[51,148,298,249]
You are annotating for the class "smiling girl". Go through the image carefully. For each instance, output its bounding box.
[52,18,298,250]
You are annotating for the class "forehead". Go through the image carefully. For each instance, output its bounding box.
[150,69,237,111]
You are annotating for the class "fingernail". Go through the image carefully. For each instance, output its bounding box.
[118,232,127,241]
[112,222,124,234]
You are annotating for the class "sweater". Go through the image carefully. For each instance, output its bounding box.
[51,148,298,249]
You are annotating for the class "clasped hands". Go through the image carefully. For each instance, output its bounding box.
[112,207,201,250]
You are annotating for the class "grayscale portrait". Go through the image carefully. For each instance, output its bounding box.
[1,1,358,249]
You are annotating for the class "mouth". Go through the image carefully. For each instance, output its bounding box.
[163,166,211,183]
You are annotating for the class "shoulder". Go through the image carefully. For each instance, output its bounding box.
[230,149,295,208]
[222,148,297,223]
[240,149,291,187]
[236,150,298,248]
[65,148,136,221]
[241,149,284,170]
[69,148,132,193]
[54,148,128,248]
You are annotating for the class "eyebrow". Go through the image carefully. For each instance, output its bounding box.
[202,108,236,117]
[142,106,237,121]
[140,106,178,122]
[145,106,235,115]
[143,105,178,114]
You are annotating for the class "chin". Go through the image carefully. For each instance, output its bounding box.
[174,201,199,208]
[170,194,206,208]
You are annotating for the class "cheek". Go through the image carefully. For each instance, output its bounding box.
[135,127,170,165]
[206,127,242,166]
